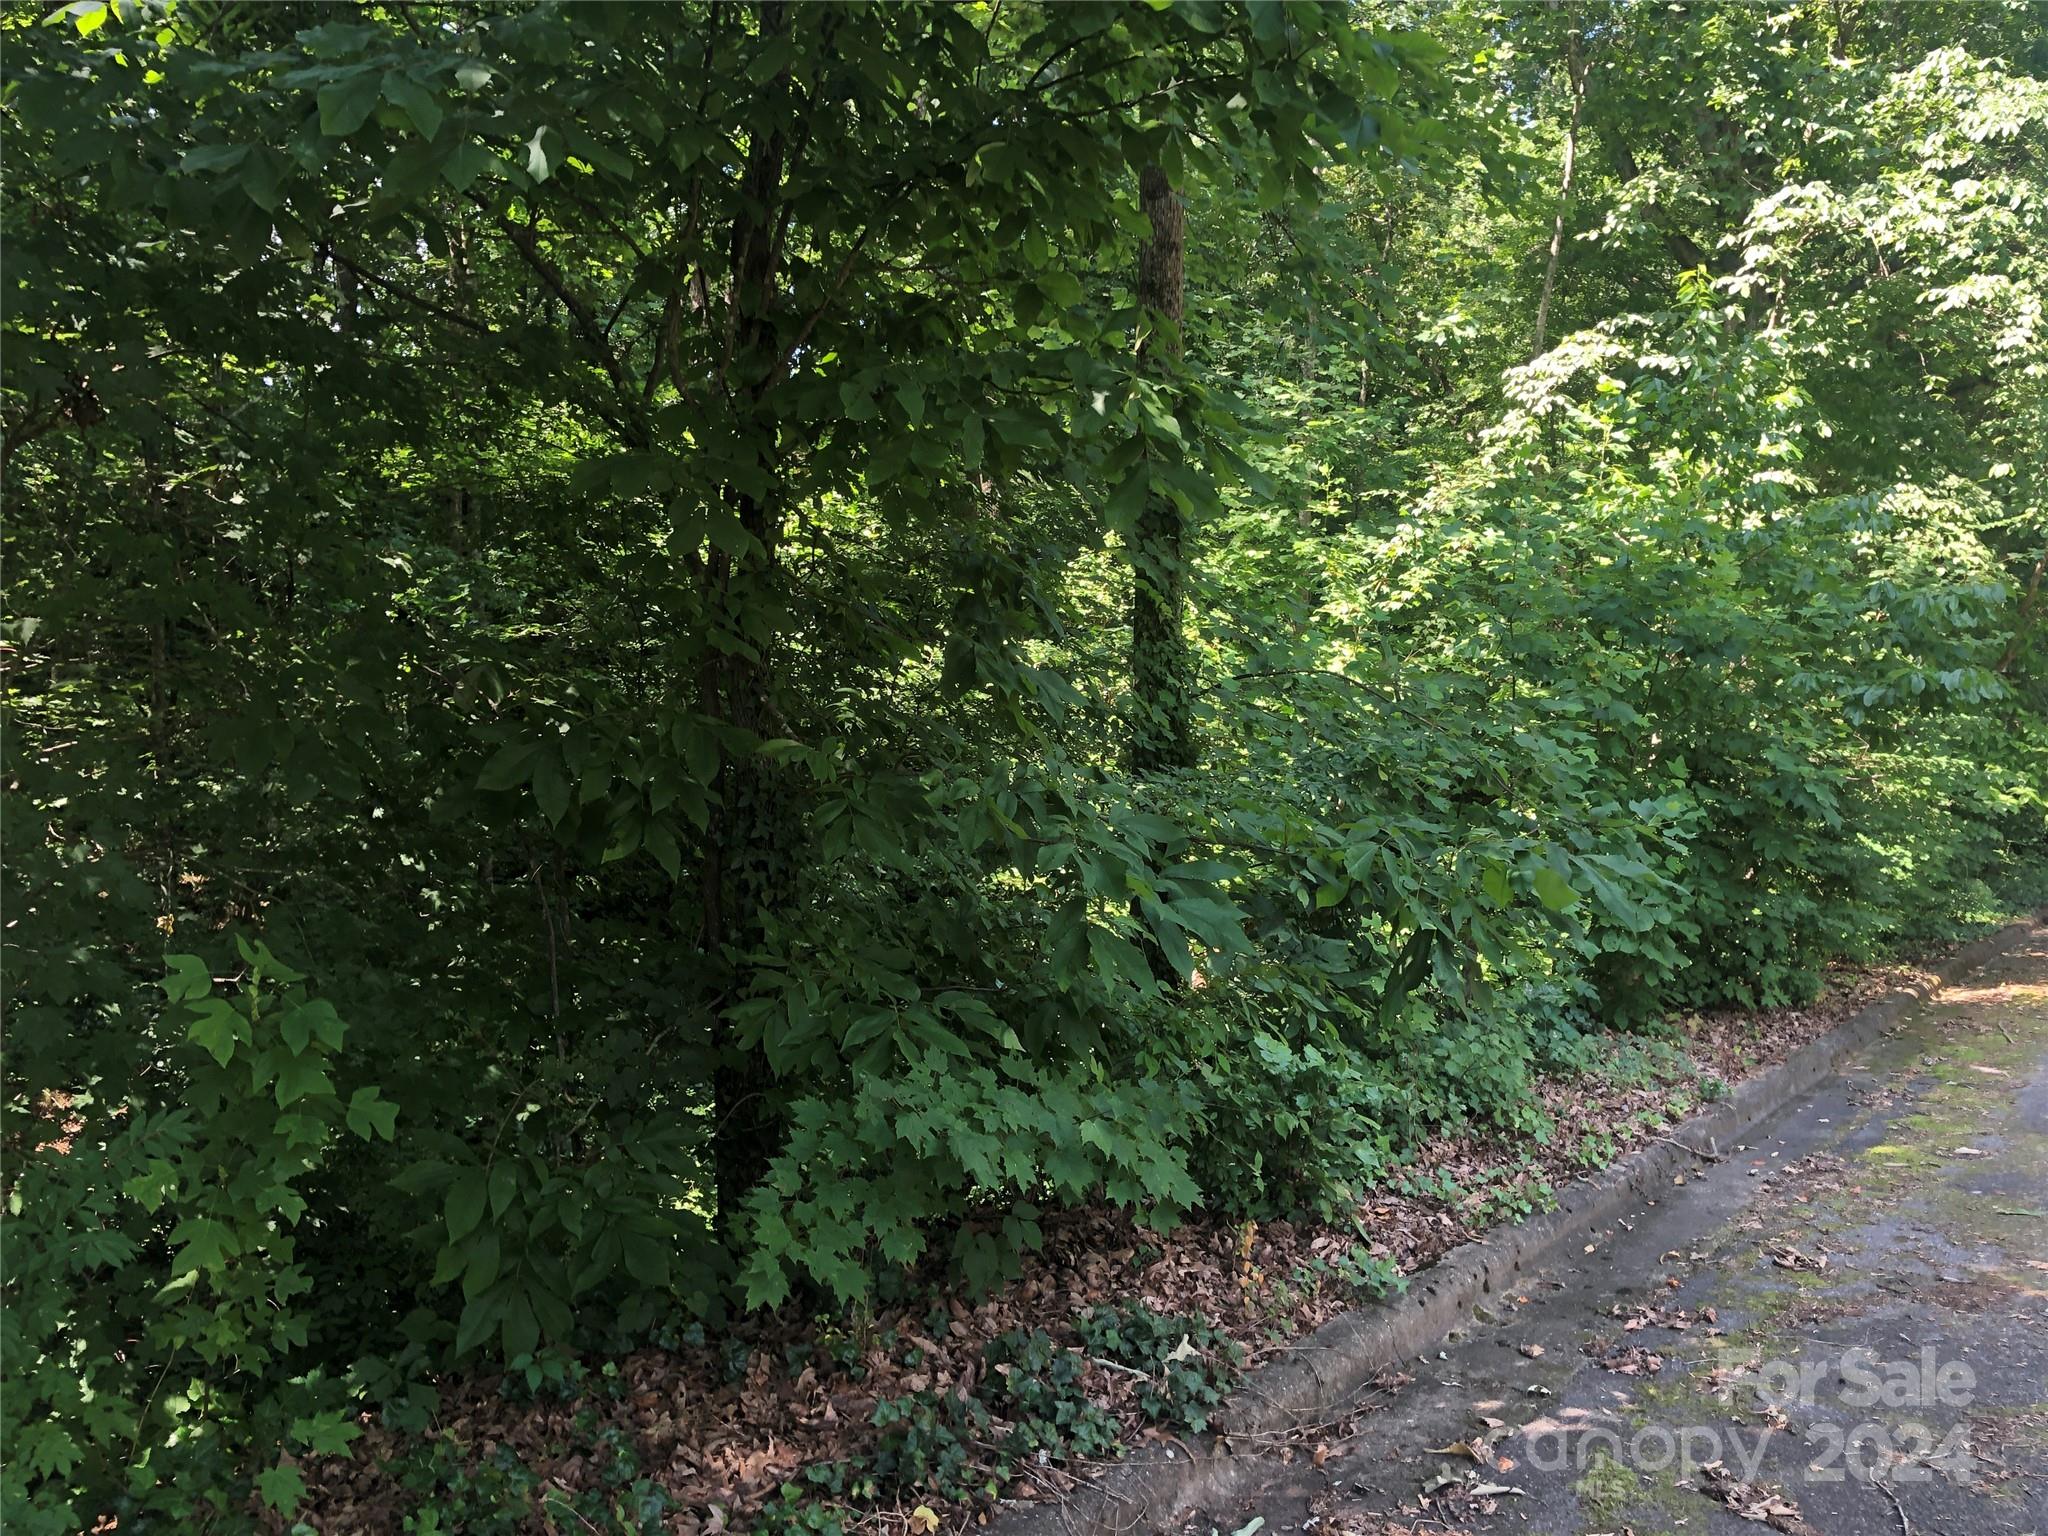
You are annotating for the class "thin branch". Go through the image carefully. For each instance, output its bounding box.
[770,221,884,389]
[329,249,493,335]
[493,209,652,448]
[1,399,70,477]
[1876,1476,1910,1536]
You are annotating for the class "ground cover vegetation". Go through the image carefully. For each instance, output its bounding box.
[3,0,2045,1531]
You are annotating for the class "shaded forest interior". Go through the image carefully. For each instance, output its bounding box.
[4,2,2047,1531]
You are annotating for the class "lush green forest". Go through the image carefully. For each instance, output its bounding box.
[4,0,2046,1529]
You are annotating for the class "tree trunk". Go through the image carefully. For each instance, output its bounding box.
[705,0,800,1241]
[1611,138,1713,271]
[1127,162,1194,778]
[1531,12,1587,360]
[703,638,797,1236]
[1997,543,2048,674]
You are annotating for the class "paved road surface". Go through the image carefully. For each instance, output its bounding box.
[1182,925,2048,1536]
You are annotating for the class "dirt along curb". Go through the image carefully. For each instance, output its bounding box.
[994,913,2047,1536]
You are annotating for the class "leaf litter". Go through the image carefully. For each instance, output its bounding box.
[287,960,1946,1535]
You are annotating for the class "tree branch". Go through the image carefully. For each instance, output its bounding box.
[493,210,652,448]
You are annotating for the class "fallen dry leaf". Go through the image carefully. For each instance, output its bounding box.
[1696,1463,1814,1533]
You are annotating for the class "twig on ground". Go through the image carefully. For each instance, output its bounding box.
[1219,1385,1404,1448]
[1010,1462,1074,1501]
[1648,1132,1726,1163]
[1876,1474,1910,1536]
[1090,1357,1156,1381]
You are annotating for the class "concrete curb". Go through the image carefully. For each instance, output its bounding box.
[994,914,2044,1536]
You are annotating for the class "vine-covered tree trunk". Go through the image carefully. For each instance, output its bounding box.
[1128,162,1194,777]
[704,0,801,1240]
[703,638,798,1236]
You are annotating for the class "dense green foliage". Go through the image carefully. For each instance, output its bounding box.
[4,0,2044,1529]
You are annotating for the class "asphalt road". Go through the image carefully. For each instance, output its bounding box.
[1177,926,2048,1536]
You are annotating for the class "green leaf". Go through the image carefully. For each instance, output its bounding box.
[187,999,248,1067]
[533,753,570,825]
[277,999,342,1055]
[462,1230,501,1298]
[255,1463,307,1516]
[501,1293,539,1358]
[477,741,537,791]
[163,954,213,1003]
[181,143,249,175]
[623,1229,670,1287]
[455,1292,501,1355]
[291,1412,362,1457]
[274,1053,333,1107]
[124,1158,180,1214]
[15,1421,80,1480]
[441,140,500,193]
[488,1160,517,1218]
[739,1246,791,1310]
[346,1087,398,1141]
[240,938,306,984]
[287,999,345,1050]
[644,819,681,880]
[445,1169,488,1241]
[168,1216,237,1276]
[382,71,445,141]
[317,70,384,138]
[1532,866,1580,912]
[240,148,285,210]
